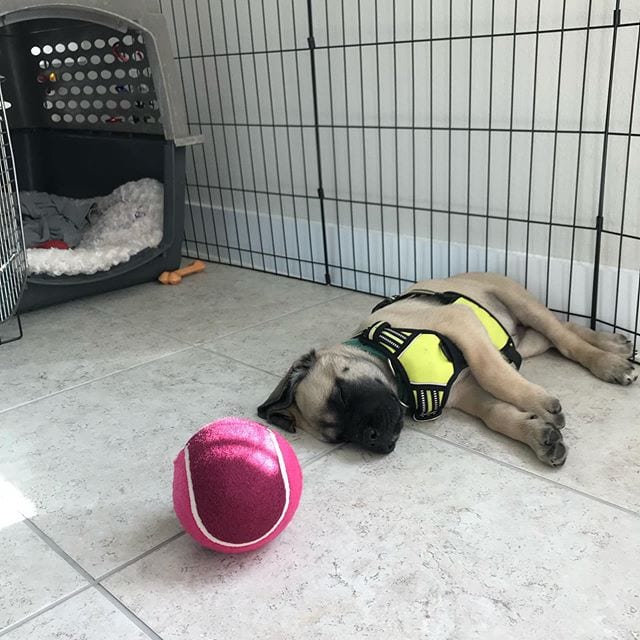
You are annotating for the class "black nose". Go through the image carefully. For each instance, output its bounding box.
[365,428,397,453]
[334,377,404,453]
[367,440,396,454]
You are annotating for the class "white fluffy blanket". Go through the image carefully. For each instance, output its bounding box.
[26,178,163,276]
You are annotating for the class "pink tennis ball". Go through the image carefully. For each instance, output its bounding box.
[172,417,303,554]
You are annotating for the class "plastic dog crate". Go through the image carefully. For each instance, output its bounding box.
[0,0,200,312]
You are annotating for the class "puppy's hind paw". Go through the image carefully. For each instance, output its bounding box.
[590,354,637,386]
[608,332,634,354]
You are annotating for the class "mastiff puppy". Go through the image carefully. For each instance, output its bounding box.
[258,273,636,466]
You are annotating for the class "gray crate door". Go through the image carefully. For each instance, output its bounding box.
[0,84,26,322]
[31,25,163,134]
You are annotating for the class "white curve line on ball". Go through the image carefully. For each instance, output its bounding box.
[185,430,291,548]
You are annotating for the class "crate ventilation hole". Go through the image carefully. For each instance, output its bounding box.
[31,33,160,127]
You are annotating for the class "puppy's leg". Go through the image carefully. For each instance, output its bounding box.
[517,324,632,360]
[515,325,632,361]
[517,328,552,358]
[430,306,565,428]
[477,274,636,385]
[449,374,567,467]
[566,322,634,358]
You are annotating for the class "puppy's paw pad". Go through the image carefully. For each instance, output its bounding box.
[536,437,567,468]
[546,442,567,467]
[543,427,562,445]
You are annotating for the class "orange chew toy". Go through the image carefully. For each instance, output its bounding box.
[158,260,206,285]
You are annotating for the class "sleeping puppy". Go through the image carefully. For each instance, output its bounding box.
[258,273,636,466]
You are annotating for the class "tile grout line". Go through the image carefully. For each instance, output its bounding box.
[71,299,198,349]
[0,345,195,416]
[0,585,93,638]
[7,281,364,417]
[1,325,290,420]
[193,344,283,379]
[2,518,183,639]
[78,297,199,347]
[190,289,359,344]
[95,531,186,583]
[301,443,346,468]
[407,426,640,520]
[23,513,186,586]
[113,284,355,349]
[7,425,636,635]
[93,584,164,640]
[0,519,97,637]
[81,282,355,348]
[20,298,196,351]
[21,517,97,583]
[297,424,640,519]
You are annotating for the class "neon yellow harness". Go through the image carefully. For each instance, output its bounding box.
[354,291,521,421]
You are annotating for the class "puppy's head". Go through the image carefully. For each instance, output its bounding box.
[258,344,405,453]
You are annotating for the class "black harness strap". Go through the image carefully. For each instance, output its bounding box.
[356,321,468,420]
[370,289,522,370]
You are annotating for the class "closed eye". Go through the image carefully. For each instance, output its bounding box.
[321,423,344,444]
[335,381,347,407]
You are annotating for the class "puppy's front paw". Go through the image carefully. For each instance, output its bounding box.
[538,436,567,468]
[590,353,637,385]
[534,395,565,429]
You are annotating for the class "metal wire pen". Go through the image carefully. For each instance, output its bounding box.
[167,1,640,360]
[0,76,26,344]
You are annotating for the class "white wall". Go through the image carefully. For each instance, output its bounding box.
[161,0,640,333]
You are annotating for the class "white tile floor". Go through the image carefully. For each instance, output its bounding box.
[1,263,639,640]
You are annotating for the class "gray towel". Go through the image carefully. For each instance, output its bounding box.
[20,192,97,249]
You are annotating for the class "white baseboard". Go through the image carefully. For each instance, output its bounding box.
[185,201,639,334]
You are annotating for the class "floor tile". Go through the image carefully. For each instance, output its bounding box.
[0,347,334,578]
[104,430,640,640]
[83,262,348,345]
[202,291,381,375]
[0,302,187,412]
[2,588,150,640]
[0,516,86,631]
[422,350,640,513]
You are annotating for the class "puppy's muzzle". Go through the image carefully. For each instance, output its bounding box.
[360,426,401,453]
[338,381,405,454]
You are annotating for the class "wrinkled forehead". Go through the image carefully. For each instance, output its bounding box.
[295,346,383,414]
[294,349,344,415]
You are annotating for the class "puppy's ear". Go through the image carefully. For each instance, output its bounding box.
[257,350,317,432]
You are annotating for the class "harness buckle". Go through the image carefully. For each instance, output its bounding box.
[387,358,410,408]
